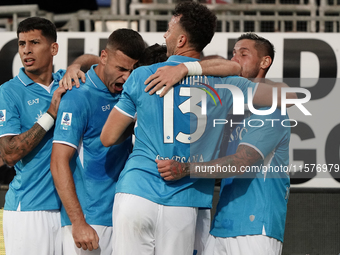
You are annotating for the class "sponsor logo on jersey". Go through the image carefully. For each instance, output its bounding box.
[102,104,111,111]
[156,154,204,163]
[27,98,39,106]
[61,112,72,130]
[0,109,5,126]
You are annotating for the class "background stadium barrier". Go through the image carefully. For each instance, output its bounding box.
[1,0,340,32]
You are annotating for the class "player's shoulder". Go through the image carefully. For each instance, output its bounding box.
[62,82,90,104]
[127,65,158,87]
[208,75,250,85]
[134,62,159,74]
[0,76,23,95]
[226,75,253,84]
[1,75,21,87]
[134,61,174,73]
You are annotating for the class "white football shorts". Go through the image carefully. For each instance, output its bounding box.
[193,209,211,255]
[3,210,62,255]
[62,225,112,255]
[203,234,283,255]
[112,193,198,255]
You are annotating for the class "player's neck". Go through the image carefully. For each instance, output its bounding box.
[25,68,53,86]
[175,48,200,59]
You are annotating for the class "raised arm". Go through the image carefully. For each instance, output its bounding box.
[197,58,242,77]
[59,54,100,90]
[145,58,242,97]
[0,87,66,167]
[157,144,260,180]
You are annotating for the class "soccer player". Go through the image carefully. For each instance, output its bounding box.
[100,2,295,255]
[206,33,289,255]
[156,33,290,255]
[50,29,145,255]
[52,39,242,254]
[0,16,94,255]
[0,17,67,255]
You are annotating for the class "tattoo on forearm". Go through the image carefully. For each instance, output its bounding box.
[21,123,46,148]
[3,123,46,164]
[190,145,261,178]
[169,161,190,179]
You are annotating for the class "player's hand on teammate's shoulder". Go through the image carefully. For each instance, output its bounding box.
[144,64,188,97]
[59,63,86,90]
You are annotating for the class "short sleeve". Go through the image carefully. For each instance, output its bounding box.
[115,70,140,118]
[53,89,87,148]
[0,87,21,136]
[240,109,289,159]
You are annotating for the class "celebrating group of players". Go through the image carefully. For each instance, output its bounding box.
[0,1,294,255]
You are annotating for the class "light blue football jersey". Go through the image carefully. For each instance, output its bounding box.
[114,55,258,208]
[0,67,66,211]
[53,65,132,227]
[210,108,291,242]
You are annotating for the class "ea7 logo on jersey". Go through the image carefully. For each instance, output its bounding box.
[102,104,110,111]
[27,98,39,106]
[0,110,6,126]
[61,112,72,130]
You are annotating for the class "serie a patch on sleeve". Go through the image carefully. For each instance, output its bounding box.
[0,110,6,126]
[61,112,72,130]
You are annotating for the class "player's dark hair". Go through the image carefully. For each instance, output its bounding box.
[107,28,146,60]
[134,43,168,68]
[174,1,217,52]
[17,17,57,42]
[237,33,275,65]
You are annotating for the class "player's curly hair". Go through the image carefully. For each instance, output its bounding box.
[107,28,146,61]
[174,1,217,52]
[17,17,57,43]
[134,43,168,68]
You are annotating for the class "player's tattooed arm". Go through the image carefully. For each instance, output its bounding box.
[47,86,67,119]
[198,145,262,178]
[158,145,262,180]
[0,124,47,167]
[0,87,66,167]
[157,159,191,181]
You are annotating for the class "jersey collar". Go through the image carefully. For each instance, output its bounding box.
[17,67,58,87]
[167,55,199,64]
[86,64,108,91]
[17,67,35,87]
